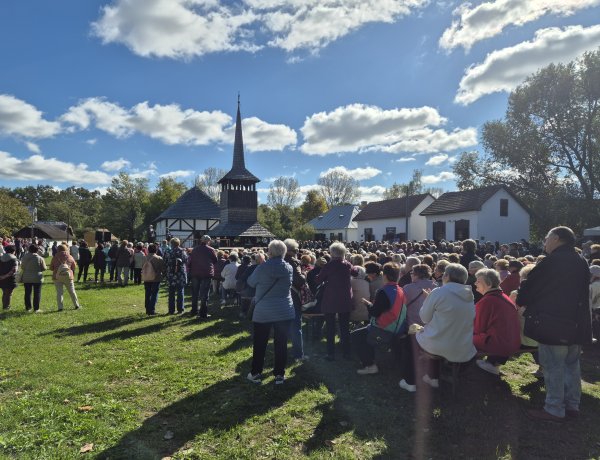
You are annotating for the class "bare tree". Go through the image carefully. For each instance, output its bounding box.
[317,170,360,208]
[195,167,226,203]
[267,176,300,208]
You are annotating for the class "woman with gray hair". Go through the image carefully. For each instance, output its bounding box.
[415,263,476,389]
[246,240,295,385]
[316,242,357,360]
[473,268,521,375]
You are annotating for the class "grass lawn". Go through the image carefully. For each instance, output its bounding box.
[1,269,600,459]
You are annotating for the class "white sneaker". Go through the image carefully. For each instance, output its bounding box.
[356,364,379,375]
[422,374,439,388]
[246,372,262,384]
[476,359,500,375]
[399,379,416,392]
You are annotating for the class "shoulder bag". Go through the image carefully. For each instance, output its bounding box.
[366,290,423,348]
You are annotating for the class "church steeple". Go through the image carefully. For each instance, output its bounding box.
[219,95,259,184]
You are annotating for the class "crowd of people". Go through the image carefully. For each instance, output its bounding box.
[1,228,599,422]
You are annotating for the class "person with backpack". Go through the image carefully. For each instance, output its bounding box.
[187,235,217,319]
[49,244,81,311]
[142,244,165,315]
[163,238,188,314]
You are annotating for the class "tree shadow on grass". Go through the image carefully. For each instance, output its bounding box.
[96,359,316,460]
[83,320,179,346]
[41,315,152,338]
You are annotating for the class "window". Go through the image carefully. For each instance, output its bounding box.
[385,227,396,241]
[455,219,470,240]
[500,199,508,217]
[433,221,446,241]
[364,228,374,242]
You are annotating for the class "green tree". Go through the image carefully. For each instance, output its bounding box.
[257,204,284,238]
[317,170,360,208]
[0,190,31,237]
[101,172,150,240]
[292,224,316,241]
[10,185,60,221]
[383,169,423,200]
[144,177,188,229]
[299,190,327,222]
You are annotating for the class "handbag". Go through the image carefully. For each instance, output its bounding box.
[366,290,423,347]
[247,278,278,321]
[524,311,578,345]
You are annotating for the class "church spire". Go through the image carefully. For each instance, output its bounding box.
[232,93,245,171]
[218,95,260,184]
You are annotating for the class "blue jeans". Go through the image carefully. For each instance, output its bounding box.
[290,308,305,359]
[538,344,582,417]
[144,282,160,314]
[168,285,184,313]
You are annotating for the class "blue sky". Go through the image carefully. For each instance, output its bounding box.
[1,0,600,203]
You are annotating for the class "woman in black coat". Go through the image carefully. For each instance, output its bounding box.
[91,243,107,283]
[77,241,92,282]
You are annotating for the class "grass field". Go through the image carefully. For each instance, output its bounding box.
[1,268,600,459]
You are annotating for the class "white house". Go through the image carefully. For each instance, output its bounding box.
[419,185,530,243]
[154,186,220,247]
[353,194,435,242]
[307,205,360,242]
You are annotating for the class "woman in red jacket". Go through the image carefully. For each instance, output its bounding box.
[473,268,521,375]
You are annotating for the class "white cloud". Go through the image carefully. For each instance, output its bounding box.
[395,157,416,162]
[91,0,428,59]
[455,24,600,104]
[0,94,61,139]
[425,153,449,166]
[86,138,98,145]
[223,116,297,151]
[25,142,41,154]
[358,185,386,202]
[92,186,109,196]
[62,97,296,151]
[440,0,600,51]
[159,170,195,179]
[101,157,131,172]
[298,184,321,195]
[319,165,382,180]
[0,151,112,184]
[422,171,456,184]
[301,104,477,155]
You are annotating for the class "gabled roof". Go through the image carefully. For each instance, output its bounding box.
[307,205,359,230]
[419,185,529,216]
[353,194,433,221]
[219,100,260,184]
[156,187,220,221]
[209,221,274,238]
[14,222,73,240]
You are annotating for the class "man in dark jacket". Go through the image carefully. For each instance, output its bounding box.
[517,226,592,422]
[188,235,218,318]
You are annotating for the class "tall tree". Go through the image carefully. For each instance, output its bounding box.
[101,172,150,240]
[267,176,300,208]
[0,190,31,237]
[317,170,360,208]
[452,48,600,234]
[300,190,328,222]
[144,177,188,227]
[195,167,226,203]
[383,169,423,200]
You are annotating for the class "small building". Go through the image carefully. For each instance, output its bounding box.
[307,205,360,242]
[419,185,530,242]
[154,187,220,247]
[14,221,73,242]
[353,194,435,242]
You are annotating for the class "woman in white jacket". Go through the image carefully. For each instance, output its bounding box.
[221,252,240,304]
